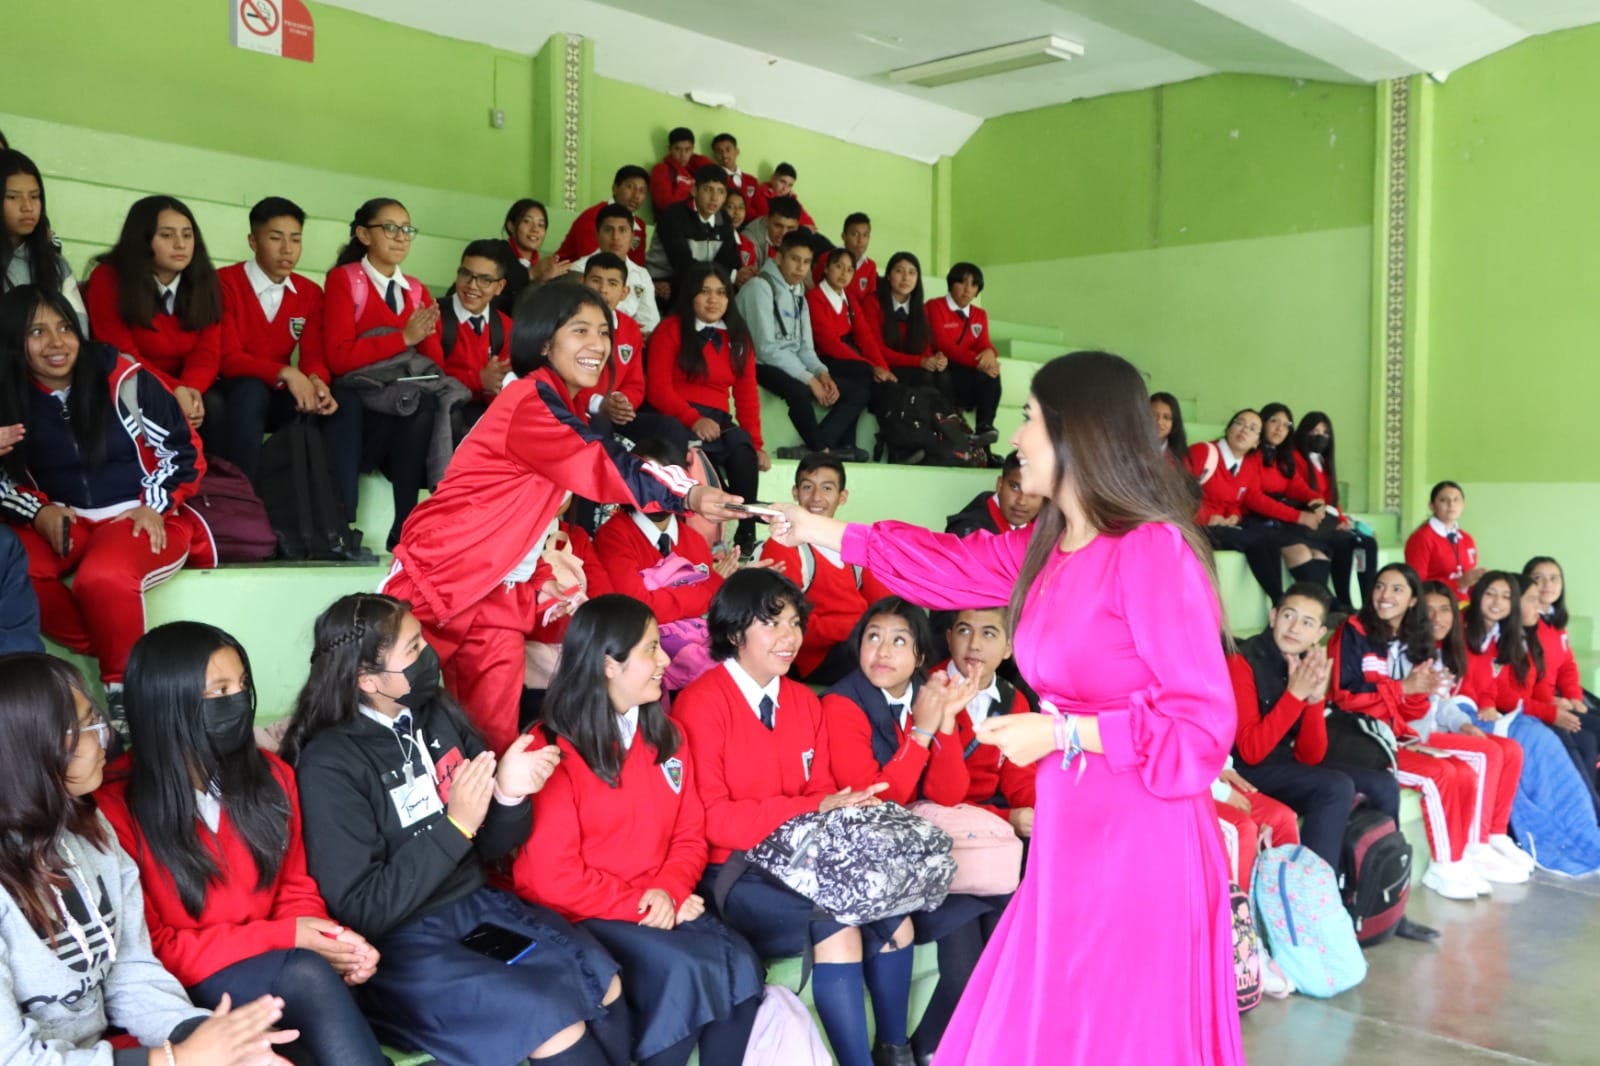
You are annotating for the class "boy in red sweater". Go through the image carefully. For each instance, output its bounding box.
[650,126,713,213]
[925,261,1001,439]
[712,132,760,206]
[747,162,815,228]
[555,165,651,267]
[723,186,760,287]
[572,252,649,439]
[439,238,513,441]
[840,213,877,296]
[754,454,889,684]
[214,196,346,480]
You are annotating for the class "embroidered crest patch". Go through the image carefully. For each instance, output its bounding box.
[618,343,635,364]
[289,316,306,339]
[971,323,983,338]
[662,757,684,793]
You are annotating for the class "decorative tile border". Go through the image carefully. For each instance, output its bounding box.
[1380,78,1409,514]
[562,36,582,212]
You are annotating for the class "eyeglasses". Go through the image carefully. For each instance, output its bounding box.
[365,222,419,240]
[456,267,504,288]
[71,710,110,750]
[1229,420,1262,436]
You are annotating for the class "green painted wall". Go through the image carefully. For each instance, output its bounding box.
[585,76,936,266]
[950,75,1377,509]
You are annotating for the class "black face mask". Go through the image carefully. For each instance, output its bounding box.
[203,691,255,756]
[1306,434,1331,454]
[386,645,441,711]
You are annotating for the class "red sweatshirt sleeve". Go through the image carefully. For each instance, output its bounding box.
[520,760,646,923]
[644,319,700,430]
[85,266,142,363]
[264,758,332,924]
[1229,654,1326,766]
[821,693,933,805]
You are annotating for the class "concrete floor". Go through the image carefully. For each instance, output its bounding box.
[1241,872,1600,1064]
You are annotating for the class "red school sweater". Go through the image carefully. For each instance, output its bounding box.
[216,263,329,384]
[1462,637,1554,723]
[442,307,513,402]
[857,295,931,371]
[643,317,763,450]
[747,184,816,228]
[1404,522,1479,603]
[507,730,708,921]
[95,753,330,988]
[1184,443,1303,525]
[675,666,836,863]
[1228,653,1329,767]
[806,286,889,372]
[593,510,724,625]
[1255,451,1318,507]
[85,263,224,393]
[650,154,714,212]
[574,310,646,415]
[753,540,891,678]
[320,262,445,376]
[924,298,993,369]
[555,201,648,268]
[1533,619,1585,703]
[823,684,969,806]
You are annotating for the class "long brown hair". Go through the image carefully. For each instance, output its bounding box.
[1007,352,1227,642]
[0,654,111,938]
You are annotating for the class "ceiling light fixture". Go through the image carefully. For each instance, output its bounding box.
[887,35,1084,88]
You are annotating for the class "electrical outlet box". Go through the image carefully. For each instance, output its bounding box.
[490,108,506,129]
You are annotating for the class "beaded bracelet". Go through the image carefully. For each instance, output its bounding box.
[162,1039,177,1066]
[1055,713,1084,774]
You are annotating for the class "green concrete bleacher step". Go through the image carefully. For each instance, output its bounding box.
[996,337,1062,365]
[986,320,1064,346]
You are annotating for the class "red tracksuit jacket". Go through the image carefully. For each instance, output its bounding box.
[509,728,708,920]
[643,317,764,450]
[650,154,713,212]
[857,296,930,370]
[85,263,225,393]
[1404,522,1479,603]
[1329,618,1429,740]
[924,298,992,369]
[806,286,889,372]
[747,185,816,228]
[556,201,648,268]
[753,541,891,678]
[320,262,444,376]
[676,666,836,864]
[216,263,328,384]
[1228,653,1330,766]
[442,307,513,401]
[574,310,646,415]
[823,679,970,807]
[1185,443,1304,525]
[96,753,330,987]
[593,511,723,624]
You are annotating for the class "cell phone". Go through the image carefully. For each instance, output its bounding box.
[58,516,71,557]
[727,502,784,518]
[459,923,537,964]
[395,374,441,383]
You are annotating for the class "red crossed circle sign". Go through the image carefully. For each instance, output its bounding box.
[240,0,280,36]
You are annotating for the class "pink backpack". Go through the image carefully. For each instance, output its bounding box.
[908,802,1023,896]
[657,618,716,691]
[741,985,830,1066]
[337,261,424,319]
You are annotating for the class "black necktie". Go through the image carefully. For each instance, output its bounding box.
[758,695,775,731]
[1447,531,1460,564]
[393,713,412,737]
[657,533,672,558]
[469,315,484,336]
[892,306,909,322]
[1229,463,1240,476]
[157,290,172,316]
[695,326,722,349]
[385,280,400,315]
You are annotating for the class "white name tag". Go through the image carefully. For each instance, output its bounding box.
[389,776,444,827]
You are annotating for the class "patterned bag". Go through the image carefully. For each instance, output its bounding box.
[1230,881,1262,1013]
[745,804,956,924]
[1251,845,1367,999]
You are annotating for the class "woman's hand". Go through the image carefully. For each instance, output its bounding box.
[920,355,947,373]
[686,485,745,523]
[1554,707,1583,733]
[637,889,677,930]
[0,422,25,456]
[445,751,497,836]
[675,893,706,924]
[169,993,299,1066]
[173,385,205,427]
[114,504,167,554]
[480,359,509,398]
[975,713,1059,768]
[756,448,772,472]
[401,303,442,346]
[1286,646,1331,702]
[495,734,561,800]
[1478,706,1503,722]
[691,417,721,442]
[818,783,887,813]
[294,918,379,984]
[33,504,74,557]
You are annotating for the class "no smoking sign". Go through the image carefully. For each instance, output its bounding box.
[229,0,315,62]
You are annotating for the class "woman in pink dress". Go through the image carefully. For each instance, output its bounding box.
[770,351,1245,1065]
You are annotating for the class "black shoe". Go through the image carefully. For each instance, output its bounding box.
[1394,916,1440,943]
[872,1043,916,1066]
[973,425,999,445]
[775,445,811,461]
[832,446,871,463]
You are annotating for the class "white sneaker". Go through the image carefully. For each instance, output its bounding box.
[1468,843,1530,885]
[1489,833,1536,872]
[1422,861,1479,900]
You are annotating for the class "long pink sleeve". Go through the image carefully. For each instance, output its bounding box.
[840,521,1029,610]
[1094,524,1236,800]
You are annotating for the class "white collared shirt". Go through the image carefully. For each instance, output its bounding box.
[1217,439,1242,475]
[195,788,223,834]
[812,542,843,568]
[243,258,296,322]
[617,706,640,751]
[724,659,780,726]
[154,274,181,314]
[891,298,911,316]
[451,292,490,334]
[361,256,408,313]
[631,509,678,551]
[881,686,915,731]
[570,253,659,335]
[1476,621,1501,654]
[947,661,1003,725]
[945,294,968,315]
[1428,516,1460,539]
[819,281,846,314]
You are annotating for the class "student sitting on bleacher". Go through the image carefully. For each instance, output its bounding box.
[280,594,631,1066]
[747,162,816,229]
[650,127,713,213]
[807,247,894,394]
[945,452,1042,538]
[1405,480,1483,605]
[507,596,765,1066]
[572,204,661,337]
[742,194,804,266]
[97,621,387,1066]
[646,165,740,305]
[643,262,766,553]
[321,197,445,551]
[1522,556,1600,796]
[924,262,1001,442]
[1212,756,1299,890]
[0,525,41,655]
[0,653,299,1066]
[722,185,760,287]
[939,606,1038,833]
[1149,391,1190,466]
[0,286,214,729]
[214,196,346,481]
[674,569,914,1066]
[860,251,944,387]
[498,198,573,315]
[840,213,877,298]
[1,149,87,332]
[571,253,651,440]
[557,165,651,269]
[742,232,870,463]
[1291,411,1376,610]
[439,238,514,441]
[711,132,759,207]
[755,455,891,686]
[85,195,228,432]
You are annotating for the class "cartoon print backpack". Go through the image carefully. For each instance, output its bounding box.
[1231,881,1262,1013]
[1251,844,1367,999]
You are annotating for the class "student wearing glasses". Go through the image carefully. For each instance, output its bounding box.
[439,240,514,442]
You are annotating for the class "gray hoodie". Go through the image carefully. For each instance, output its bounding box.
[738,258,824,386]
[0,816,207,1065]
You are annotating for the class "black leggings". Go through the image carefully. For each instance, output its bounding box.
[647,403,761,549]
[1203,524,1284,602]
[188,948,386,1066]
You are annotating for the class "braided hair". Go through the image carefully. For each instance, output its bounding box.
[279,593,408,762]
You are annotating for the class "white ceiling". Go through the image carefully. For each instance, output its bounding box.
[322,0,1600,162]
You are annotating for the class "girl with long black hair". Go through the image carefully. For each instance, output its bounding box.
[96,622,387,1065]
[0,652,297,1066]
[1253,402,1333,597]
[281,593,631,1066]
[1149,391,1189,466]
[499,198,572,314]
[1522,556,1600,773]
[1290,410,1377,609]
[505,595,763,1066]
[0,150,86,332]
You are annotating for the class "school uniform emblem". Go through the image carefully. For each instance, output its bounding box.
[802,749,815,780]
[618,343,635,364]
[289,317,306,339]
[631,234,642,251]
[632,284,647,300]
[972,323,983,338]
[662,757,684,793]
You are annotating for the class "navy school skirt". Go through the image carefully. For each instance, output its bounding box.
[911,892,1010,945]
[357,887,619,1066]
[582,914,763,1060]
[701,863,910,959]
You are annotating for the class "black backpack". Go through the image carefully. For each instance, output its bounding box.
[255,418,363,561]
[437,295,507,360]
[874,383,987,467]
[1338,806,1412,946]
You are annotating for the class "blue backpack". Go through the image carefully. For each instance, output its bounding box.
[1250,845,1367,998]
